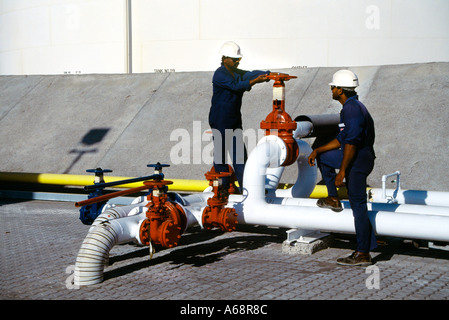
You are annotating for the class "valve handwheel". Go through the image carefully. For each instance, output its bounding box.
[86,168,112,184]
[204,171,232,182]
[86,168,113,174]
[266,73,297,82]
[143,179,173,189]
[147,162,170,170]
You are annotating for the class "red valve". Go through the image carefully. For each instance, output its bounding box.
[204,170,232,182]
[203,207,238,232]
[260,73,299,166]
[202,168,238,232]
[205,165,238,195]
[138,179,186,249]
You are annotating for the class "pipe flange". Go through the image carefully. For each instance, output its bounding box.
[138,219,150,246]
[220,207,238,232]
[257,135,288,167]
[159,220,182,248]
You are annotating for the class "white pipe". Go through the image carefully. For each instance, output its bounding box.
[293,121,313,139]
[265,166,285,194]
[275,139,317,198]
[75,197,205,286]
[266,197,449,217]
[74,212,146,286]
[370,188,449,207]
[183,205,207,230]
[263,121,316,195]
[233,201,449,242]
[243,135,287,202]
[89,203,147,231]
[240,135,449,242]
[182,192,213,206]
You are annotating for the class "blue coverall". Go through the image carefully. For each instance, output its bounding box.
[209,64,269,188]
[317,95,377,253]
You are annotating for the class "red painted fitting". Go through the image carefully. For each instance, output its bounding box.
[202,169,238,232]
[207,165,238,194]
[260,73,299,166]
[139,180,186,248]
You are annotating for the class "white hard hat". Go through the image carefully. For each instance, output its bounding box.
[329,70,359,89]
[220,41,243,58]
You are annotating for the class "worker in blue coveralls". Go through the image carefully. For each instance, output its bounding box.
[209,41,271,192]
[308,70,377,266]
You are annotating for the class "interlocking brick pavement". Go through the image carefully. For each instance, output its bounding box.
[1,199,449,302]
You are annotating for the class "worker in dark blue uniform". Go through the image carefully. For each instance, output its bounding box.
[209,41,271,191]
[308,70,377,266]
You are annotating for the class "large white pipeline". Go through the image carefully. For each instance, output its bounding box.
[235,136,449,242]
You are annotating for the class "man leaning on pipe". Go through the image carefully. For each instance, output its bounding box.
[307,70,377,266]
[209,41,272,192]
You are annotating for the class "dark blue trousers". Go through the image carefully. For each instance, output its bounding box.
[317,147,377,253]
[212,127,247,190]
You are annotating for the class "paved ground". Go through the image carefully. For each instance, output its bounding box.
[1,199,449,305]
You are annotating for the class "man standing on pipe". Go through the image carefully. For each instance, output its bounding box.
[209,41,271,192]
[307,70,377,266]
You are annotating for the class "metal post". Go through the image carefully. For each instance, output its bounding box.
[126,0,132,73]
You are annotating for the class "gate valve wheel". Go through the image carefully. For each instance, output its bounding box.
[206,165,238,194]
[147,163,169,180]
[204,171,232,184]
[144,180,173,201]
[143,180,173,189]
[86,168,112,183]
[205,172,232,196]
[147,162,170,171]
[266,73,297,82]
[86,168,113,174]
[86,168,112,185]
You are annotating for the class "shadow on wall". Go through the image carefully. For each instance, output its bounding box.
[64,128,110,174]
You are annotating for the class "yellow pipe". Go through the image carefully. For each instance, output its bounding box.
[0,171,352,198]
[0,172,209,192]
[0,172,95,186]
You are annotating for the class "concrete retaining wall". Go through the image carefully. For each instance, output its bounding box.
[1,62,448,191]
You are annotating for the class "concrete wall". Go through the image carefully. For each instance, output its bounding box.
[1,62,448,191]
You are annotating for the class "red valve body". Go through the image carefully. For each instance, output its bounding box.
[139,180,186,248]
[202,169,238,232]
[260,74,299,166]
